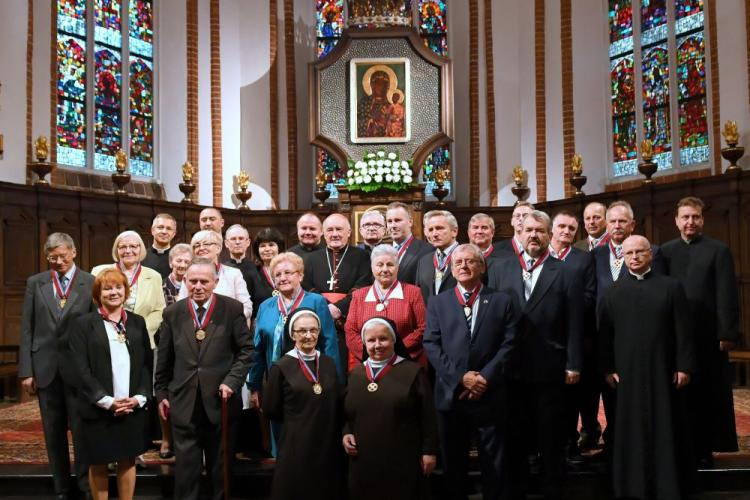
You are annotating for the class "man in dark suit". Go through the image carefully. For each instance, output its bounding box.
[495,201,534,255]
[19,232,96,500]
[661,196,740,467]
[469,212,512,261]
[155,258,254,500]
[416,209,460,305]
[423,243,518,500]
[591,200,665,455]
[487,211,583,500]
[385,201,432,284]
[549,211,599,459]
[357,210,386,253]
[573,201,608,252]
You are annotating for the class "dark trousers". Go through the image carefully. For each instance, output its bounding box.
[438,404,510,500]
[37,374,89,496]
[563,370,601,444]
[172,388,232,500]
[511,380,566,500]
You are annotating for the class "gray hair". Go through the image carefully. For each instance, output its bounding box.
[169,243,193,262]
[607,200,634,220]
[453,243,485,267]
[524,210,552,231]
[111,230,147,262]
[44,232,76,254]
[370,244,399,263]
[423,209,458,230]
[360,210,386,228]
[469,213,495,230]
[225,224,249,238]
[188,257,218,278]
[191,229,223,247]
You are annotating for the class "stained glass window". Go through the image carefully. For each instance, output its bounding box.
[315,1,345,196]
[55,0,154,177]
[608,0,710,177]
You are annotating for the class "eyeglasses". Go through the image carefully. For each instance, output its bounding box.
[292,328,320,335]
[362,223,385,229]
[46,253,71,263]
[453,259,482,267]
[273,270,299,279]
[192,242,218,249]
[117,244,140,251]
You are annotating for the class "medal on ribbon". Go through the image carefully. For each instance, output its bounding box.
[373,281,399,312]
[433,247,455,282]
[295,348,322,395]
[278,288,305,326]
[51,268,78,309]
[454,284,481,318]
[188,296,217,342]
[99,306,128,343]
[261,266,277,295]
[396,235,414,263]
[609,241,623,268]
[118,262,142,287]
[517,249,550,281]
[364,354,398,392]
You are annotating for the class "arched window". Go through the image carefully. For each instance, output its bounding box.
[56,0,155,177]
[608,0,709,178]
[417,0,452,196]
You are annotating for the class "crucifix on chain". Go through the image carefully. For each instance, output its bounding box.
[327,275,338,291]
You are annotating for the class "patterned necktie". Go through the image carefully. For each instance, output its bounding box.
[196,306,206,324]
[59,273,68,293]
[437,250,446,268]
[610,246,623,281]
[524,259,535,300]
[463,291,473,330]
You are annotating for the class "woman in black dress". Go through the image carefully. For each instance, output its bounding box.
[343,317,438,500]
[262,308,343,500]
[251,227,286,306]
[68,268,152,500]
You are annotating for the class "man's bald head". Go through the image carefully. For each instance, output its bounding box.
[622,235,652,274]
[296,212,322,248]
[323,213,352,251]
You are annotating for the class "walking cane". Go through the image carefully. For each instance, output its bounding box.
[221,395,231,500]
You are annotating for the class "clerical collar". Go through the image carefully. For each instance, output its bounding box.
[230,256,246,264]
[328,244,349,255]
[628,268,652,280]
[682,234,702,245]
[152,245,170,254]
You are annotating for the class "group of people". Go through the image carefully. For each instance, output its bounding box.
[18,197,739,500]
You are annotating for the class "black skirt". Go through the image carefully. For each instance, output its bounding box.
[80,408,149,464]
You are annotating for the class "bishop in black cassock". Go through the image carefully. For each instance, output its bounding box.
[599,235,695,500]
[661,198,739,463]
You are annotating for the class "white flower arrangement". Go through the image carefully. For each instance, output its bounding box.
[346,148,415,192]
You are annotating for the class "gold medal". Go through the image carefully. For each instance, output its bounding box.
[59,298,67,308]
[367,382,378,392]
[116,333,127,343]
[375,303,385,312]
[195,329,206,341]
[313,383,323,395]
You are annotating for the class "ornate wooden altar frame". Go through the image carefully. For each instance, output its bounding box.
[308,26,454,170]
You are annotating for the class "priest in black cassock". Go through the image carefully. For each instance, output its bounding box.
[142,213,177,279]
[599,235,695,500]
[385,202,432,285]
[289,212,325,258]
[302,213,372,366]
[661,196,739,466]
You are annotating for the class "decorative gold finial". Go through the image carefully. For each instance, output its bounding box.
[722,120,739,146]
[35,136,49,163]
[238,170,251,190]
[571,153,583,175]
[315,164,327,188]
[181,161,194,183]
[115,149,128,173]
[512,165,525,186]
[639,139,654,162]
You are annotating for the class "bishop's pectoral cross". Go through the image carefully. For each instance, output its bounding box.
[327,275,338,291]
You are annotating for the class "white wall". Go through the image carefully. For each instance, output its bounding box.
[0,0,29,184]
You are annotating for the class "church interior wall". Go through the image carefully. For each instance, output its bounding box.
[1,1,749,208]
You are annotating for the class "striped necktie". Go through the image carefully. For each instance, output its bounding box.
[463,291,473,329]
[524,259,535,300]
[610,245,623,280]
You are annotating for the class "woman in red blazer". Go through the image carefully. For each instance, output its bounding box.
[345,244,427,371]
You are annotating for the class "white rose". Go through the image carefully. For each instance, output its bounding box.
[385,174,393,182]
[377,151,385,158]
[374,175,382,183]
[356,161,366,169]
[376,167,383,175]
[348,178,355,185]
[383,159,392,167]
[393,174,401,183]
[404,168,413,177]
[401,160,409,168]
[355,176,363,184]
[368,168,376,175]
[347,170,354,177]
[392,166,400,174]
[404,176,413,183]
[368,159,376,167]
[375,160,383,167]
[367,153,376,159]
[364,175,372,183]
[388,152,397,160]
